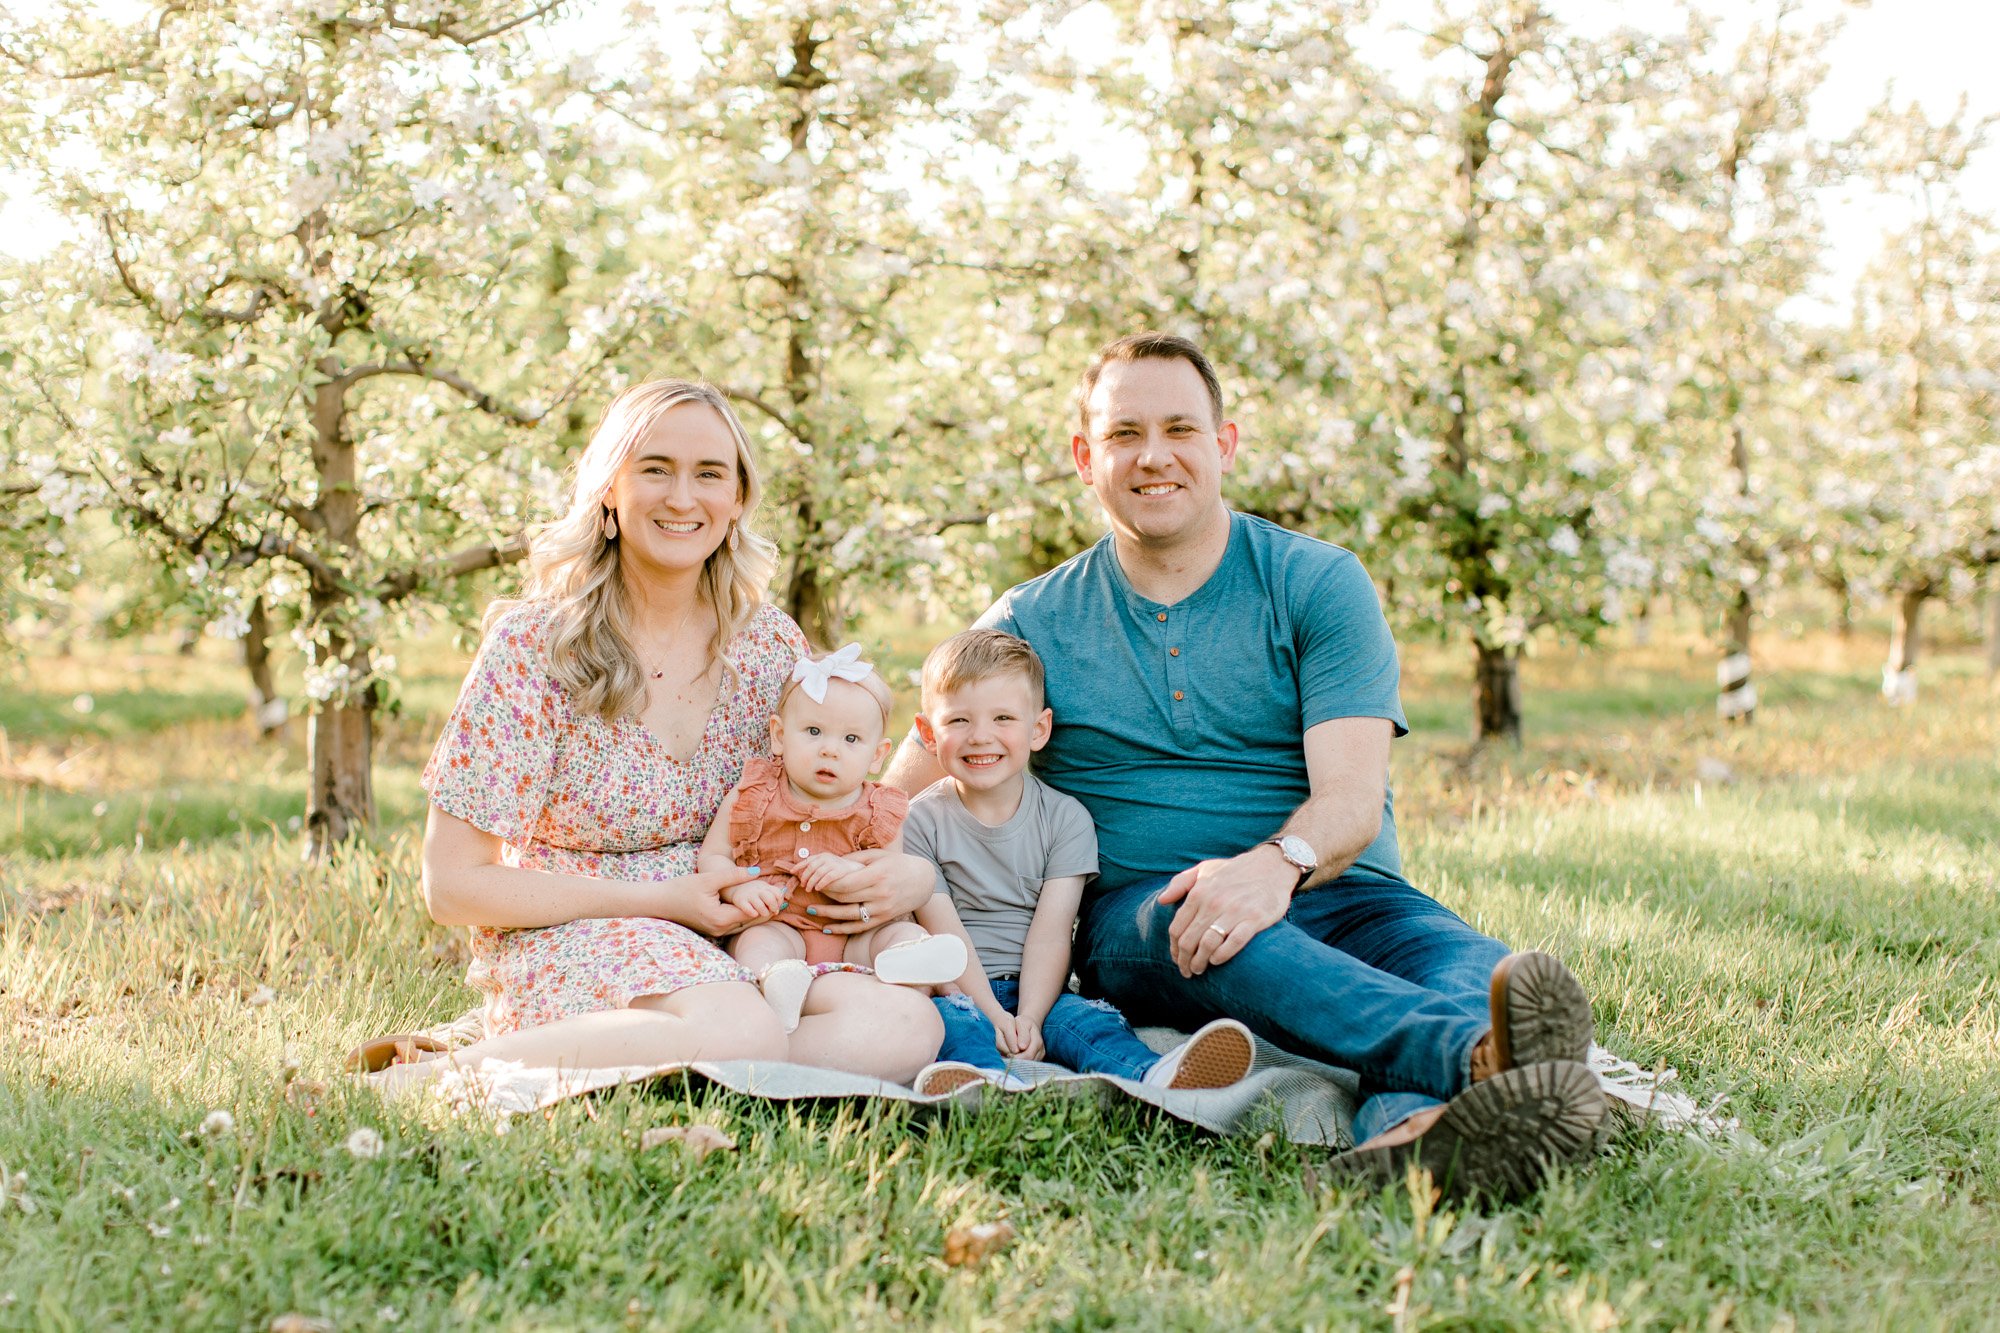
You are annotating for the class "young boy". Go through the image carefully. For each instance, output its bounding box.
[904,629,1254,1096]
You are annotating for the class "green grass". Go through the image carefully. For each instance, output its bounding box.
[3,626,1999,1328]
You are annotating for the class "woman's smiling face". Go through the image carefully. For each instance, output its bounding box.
[603,402,745,580]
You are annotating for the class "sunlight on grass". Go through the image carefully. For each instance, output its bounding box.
[3,623,1998,1326]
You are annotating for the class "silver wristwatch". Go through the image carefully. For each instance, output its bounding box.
[1264,834,1318,889]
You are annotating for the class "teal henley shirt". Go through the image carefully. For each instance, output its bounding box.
[973,510,1410,895]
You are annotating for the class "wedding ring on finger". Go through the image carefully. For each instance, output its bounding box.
[859,906,871,923]
[1206,923,1227,937]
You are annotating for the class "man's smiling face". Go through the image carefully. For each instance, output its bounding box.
[1072,356,1238,553]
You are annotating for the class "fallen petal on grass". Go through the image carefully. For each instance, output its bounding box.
[268,1315,333,1333]
[943,1219,1017,1268]
[640,1124,737,1158]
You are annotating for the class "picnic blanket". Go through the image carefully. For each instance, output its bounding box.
[415,1010,1731,1142]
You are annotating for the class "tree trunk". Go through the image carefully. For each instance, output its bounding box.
[1832,576,1853,638]
[243,594,285,737]
[303,354,376,854]
[1473,639,1522,744]
[786,550,840,650]
[1718,589,1755,723]
[1631,596,1653,646]
[1986,578,2000,681]
[1882,586,1926,705]
[305,636,375,857]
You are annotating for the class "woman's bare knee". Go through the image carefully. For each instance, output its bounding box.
[785,975,942,1080]
[646,982,788,1062]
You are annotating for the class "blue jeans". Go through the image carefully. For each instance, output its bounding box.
[1076,874,1510,1145]
[933,977,1163,1081]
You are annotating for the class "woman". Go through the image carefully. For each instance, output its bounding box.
[369,378,940,1093]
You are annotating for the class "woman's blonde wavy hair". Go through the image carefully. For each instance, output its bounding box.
[497,378,779,721]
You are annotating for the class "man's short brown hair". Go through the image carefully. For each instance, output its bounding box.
[1073,331,1226,437]
[920,629,1046,712]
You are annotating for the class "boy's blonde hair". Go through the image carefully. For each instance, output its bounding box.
[920,629,1046,711]
[777,649,895,731]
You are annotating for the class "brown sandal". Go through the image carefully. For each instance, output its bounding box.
[344,1033,451,1075]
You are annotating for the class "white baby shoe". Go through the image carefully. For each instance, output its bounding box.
[757,958,814,1033]
[871,934,968,987]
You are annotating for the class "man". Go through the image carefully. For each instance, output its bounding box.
[886,332,1604,1196]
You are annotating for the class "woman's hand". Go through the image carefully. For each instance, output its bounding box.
[801,848,936,935]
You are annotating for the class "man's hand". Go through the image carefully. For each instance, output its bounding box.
[1158,844,1296,977]
[798,847,934,935]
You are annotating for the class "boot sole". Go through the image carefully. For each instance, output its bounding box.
[1490,951,1593,1070]
[915,1063,993,1097]
[1324,1060,1606,1202]
[1164,1019,1256,1091]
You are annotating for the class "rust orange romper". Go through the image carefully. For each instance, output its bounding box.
[728,756,911,965]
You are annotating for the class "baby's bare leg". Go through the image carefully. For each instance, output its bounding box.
[845,920,922,967]
[731,922,807,975]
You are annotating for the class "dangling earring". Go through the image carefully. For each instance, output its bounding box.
[602,509,619,542]
[727,522,741,552]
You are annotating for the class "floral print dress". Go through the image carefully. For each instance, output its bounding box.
[421,599,808,1035]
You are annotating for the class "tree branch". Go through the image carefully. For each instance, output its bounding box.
[378,534,530,602]
[339,362,545,425]
[718,384,808,441]
[100,214,167,320]
[366,0,566,48]
[244,532,340,588]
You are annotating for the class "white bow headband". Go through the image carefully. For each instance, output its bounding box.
[789,642,874,703]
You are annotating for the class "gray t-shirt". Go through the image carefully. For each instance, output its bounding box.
[903,773,1099,977]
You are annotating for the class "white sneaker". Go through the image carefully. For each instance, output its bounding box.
[1141,1018,1256,1091]
[913,1060,1032,1096]
[757,958,813,1034]
[871,933,968,987]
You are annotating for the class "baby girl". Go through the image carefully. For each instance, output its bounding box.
[699,644,966,1030]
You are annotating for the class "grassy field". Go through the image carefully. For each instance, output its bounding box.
[2,620,1998,1329]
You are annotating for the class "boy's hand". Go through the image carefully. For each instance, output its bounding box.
[793,852,864,894]
[722,877,788,920]
[1010,1017,1046,1062]
[984,1009,1018,1052]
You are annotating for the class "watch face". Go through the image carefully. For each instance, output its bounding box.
[1277,835,1317,871]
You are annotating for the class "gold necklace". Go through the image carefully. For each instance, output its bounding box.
[640,603,705,681]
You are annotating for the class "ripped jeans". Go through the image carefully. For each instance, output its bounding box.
[933,977,1164,1081]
